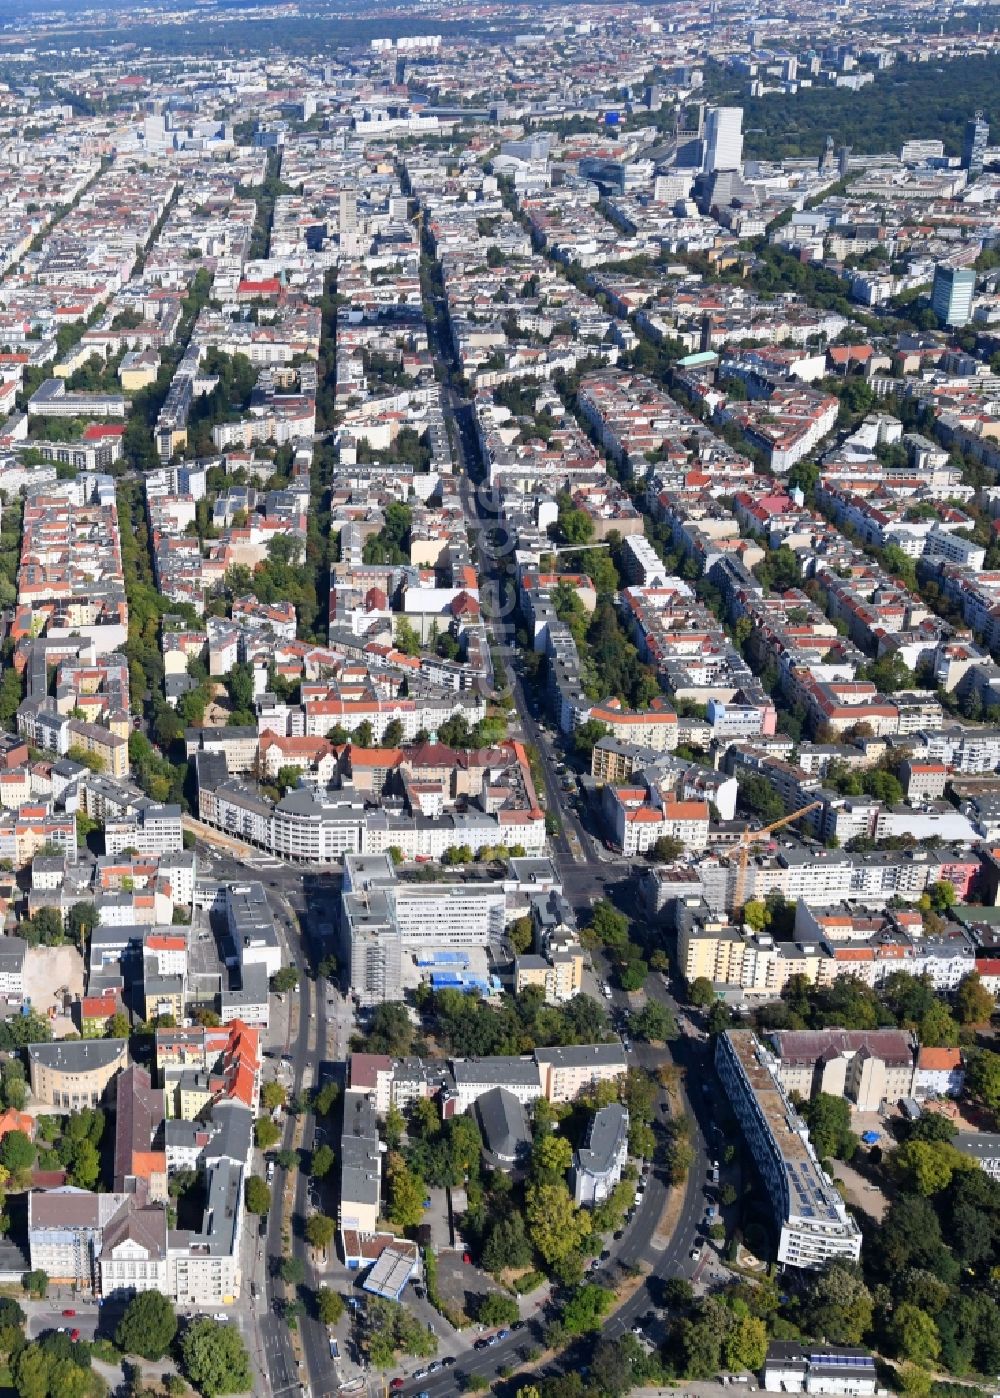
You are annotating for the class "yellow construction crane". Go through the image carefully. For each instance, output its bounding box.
[732,800,823,915]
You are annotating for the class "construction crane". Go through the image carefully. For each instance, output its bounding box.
[732,800,823,915]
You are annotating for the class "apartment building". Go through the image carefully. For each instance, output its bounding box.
[716,1030,862,1268]
[573,1103,629,1206]
[766,1029,916,1111]
[339,1089,383,1239]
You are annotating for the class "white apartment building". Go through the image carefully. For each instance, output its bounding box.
[715,1031,862,1269]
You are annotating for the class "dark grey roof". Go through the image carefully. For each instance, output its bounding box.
[576,1103,628,1177]
[453,1056,540,1088]
[340,1089,381,1208]
[534,1043,626,1070]
[954,1132,1000,1162]
[29,1038,128,1074]
[0,936,26,974]
[474,1087,531,1168]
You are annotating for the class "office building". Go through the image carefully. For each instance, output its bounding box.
[931,263,976,328]
[715,1030,862,1268]
[704,106,743,173]
[28,1038,129,1109]
[962,112,989,176]
[763,1342,879,1396]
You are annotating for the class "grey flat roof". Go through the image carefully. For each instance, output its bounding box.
[452,1056,540,1087]
[954,1132,1000,1161]
[535,1043,626,1069]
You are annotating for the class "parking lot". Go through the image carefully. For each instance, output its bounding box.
[432,1250,505,1327]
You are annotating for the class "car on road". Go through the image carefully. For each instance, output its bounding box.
[690,1246,702,1262]
[62,1309,76,1317]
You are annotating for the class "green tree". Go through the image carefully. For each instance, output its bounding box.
[723,1314,768,1372]
[967,1048,1000,1115]
[799,1094,856,1161]
[652,834,685,862]
[0,1130,33,1173]
[316,1287,344,1326]
[261,1081,287,1112]
[280,1256,305,1286]
[888,1303,941,1367]
[21,1269,47,1299]
[106,1012,130,1039]
[573,719,609,761]
[560,1284,612,1335]
[477,1292,519,1328]
[270,967,299,993]
[482,1211,532,1273]
[630,1002,676,1043]
[688,977,715,1007]
[305,1213,335,1252]
[387,1152,425,1229]
[394,618,421,657]
[67,1138,100,1189]
[619,960,648,992]
[384,1104,404,1151]
[742,899,769,933]
[508,915,534,955]
[894,1139,975,1196]
[919,999,959,1049]
[525,1181,591,1266]
[115,1289,178,1360]
[801,1260,873,1345]
[179,1317,253,1397]
[311,1143,335,1179]
[928,880,956,914]
[255,1119,280,1150]
[532,1132,572,1181]
[12,1343,51,1398]
[955,972,994,1025]
[244,1176,271,1215]
[584,901,629,952]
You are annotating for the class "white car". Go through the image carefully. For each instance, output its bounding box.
[213,1313,229,1323]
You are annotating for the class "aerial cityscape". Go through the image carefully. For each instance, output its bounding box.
[0,3,1000,1398]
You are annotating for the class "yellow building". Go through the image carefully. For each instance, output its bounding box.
[678,923,747,986]
[28,1037,128,1109]
[514,946,584,1004]
[66,720,129,778]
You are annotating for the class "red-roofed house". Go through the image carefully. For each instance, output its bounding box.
[913,1046,964,1098]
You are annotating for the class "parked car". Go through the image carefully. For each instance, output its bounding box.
[70,1330,81,1343]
